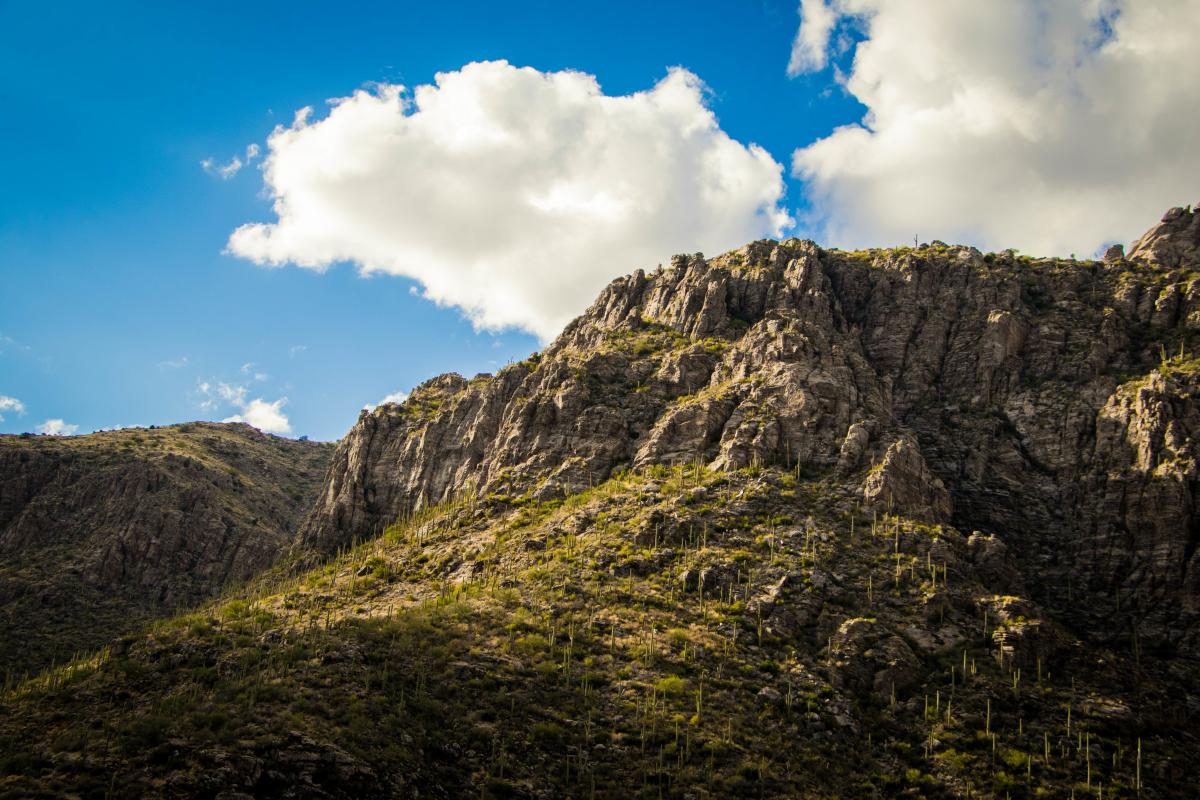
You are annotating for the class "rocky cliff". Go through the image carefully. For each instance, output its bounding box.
[300,205,1200,658]
[0,422,332,679]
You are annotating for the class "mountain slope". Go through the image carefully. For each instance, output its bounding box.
[2,207,1199,798]
[302,206,1200,658]
[0,422,333,680]
[2,464,1194,797]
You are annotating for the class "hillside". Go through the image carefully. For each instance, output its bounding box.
[0,422,333,680]
[1,206,1199,798]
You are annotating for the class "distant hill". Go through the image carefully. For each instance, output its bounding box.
[0,422,332,680]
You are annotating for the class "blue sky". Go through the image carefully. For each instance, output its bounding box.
[0,1,858,440]
[2,1,1195,440]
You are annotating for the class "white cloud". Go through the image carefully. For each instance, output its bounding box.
[787,0,840,75]
[238,362,269,381]
[0,333,31,355]
[227,60,791,340]
[790,0,1200,256]
[216,382,247,405]
[364,390,409,411]
[202,156,243,180]
[37,419,78,436]
[223,397,292,435]
[197,380,291,434]
[288,345,307,358]
[0,394,26,421]
[202,142,262,180]
[196,380,218,410]
[159,356,189,369]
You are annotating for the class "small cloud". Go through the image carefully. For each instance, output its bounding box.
[288,345,307,358]
[0,394,26,421]
[201,156,243,180]
[240,362,268,381]
[197,379,245,410]
[0,333,32,356]
[37,418,78,436]
[787,0,838,76]
[159,356,189,369]
[217,382,247,405]
[201,143,260,181]
[196,380,216,409]
[200,379,291,434]
[379,391,409,405]
[223,397,291,434]
[363,390,409,412]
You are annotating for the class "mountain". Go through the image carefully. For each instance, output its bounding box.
[1,206,1199,798]
[302,206,1200,659]
[0,422,333,681]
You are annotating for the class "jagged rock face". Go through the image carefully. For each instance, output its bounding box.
[300,242,889,553]
[299,216,1200,656]
[1129,205,1200,269]
[862,436,952,523]
[1063,368,1200,654]
[0,423,332,677]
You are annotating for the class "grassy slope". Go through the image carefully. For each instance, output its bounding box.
[1,462,1192,799]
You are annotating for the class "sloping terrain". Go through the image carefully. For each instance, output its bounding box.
[1,464,1194,797]
[1,206,1199,798]
[0,422,333,680]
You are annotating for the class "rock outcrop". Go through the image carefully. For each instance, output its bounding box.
[1128,205,1200,268]
[829,617,922,702]
[862,436,952,523]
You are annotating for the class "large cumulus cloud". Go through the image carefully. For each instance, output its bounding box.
[790,0,1200,256]
[229,61,790,340]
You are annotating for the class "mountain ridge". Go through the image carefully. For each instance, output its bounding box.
[1,206,1198,798]
[299,205,1200,658]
